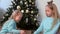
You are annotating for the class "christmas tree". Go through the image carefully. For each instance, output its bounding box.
[1,0,39,30]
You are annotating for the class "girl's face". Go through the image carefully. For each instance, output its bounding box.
[15,13,22,22]
[45,6,53,17]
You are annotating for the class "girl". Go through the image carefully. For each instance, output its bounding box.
[34,1,60,34]
[0,10,26,34]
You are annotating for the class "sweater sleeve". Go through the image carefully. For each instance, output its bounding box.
[34,19,44,34]
[0,20,11,34]
[0,26,8,33]
[8,26,20,34]
[8,19,20,34]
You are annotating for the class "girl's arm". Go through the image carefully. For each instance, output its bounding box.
[0,26,8,33]
[34,19,44,34]
[8,19,20,34]
[0,20,11,33]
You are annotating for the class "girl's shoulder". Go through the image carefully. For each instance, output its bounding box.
[42,17,53,21]
[4,19,15,25]
[8,19,15,24]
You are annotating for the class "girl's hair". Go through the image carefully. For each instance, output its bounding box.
[47,1,60,30]
[9,10,23,19]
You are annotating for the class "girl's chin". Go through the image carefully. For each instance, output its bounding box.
[46,15,51,17]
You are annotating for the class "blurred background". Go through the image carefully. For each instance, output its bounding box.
[0,0,60,34]
[0,0,60,24]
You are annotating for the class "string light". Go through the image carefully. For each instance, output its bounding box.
[20,1,23,4]
[37,14,39,17]
[34,18,37,21]
[26,18,28,23]
[32,2,34,4]
[5,14,8,16]
[26,9,29,13]
[29,0,32,3]
[25,2,27,5]
[31,11,34,13]
[17,6,21,10]
[21,10,24,13]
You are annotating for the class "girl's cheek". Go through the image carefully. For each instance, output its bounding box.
[15,16,19,20]
[47,11,51,15]
[17,16,22,20]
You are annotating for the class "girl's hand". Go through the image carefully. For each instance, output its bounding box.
[20,30,26,34]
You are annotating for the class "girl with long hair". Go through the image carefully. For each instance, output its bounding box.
[34,0,60,34]
[0,10,26,34]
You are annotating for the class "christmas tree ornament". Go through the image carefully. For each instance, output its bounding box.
[32,2,34,4]
[26,18,28,23]
[20,1,23,4]
[31,11,34,13]
[34,18,37,21]
[25,2,27,5]
[29,0,32,3]
[17,5,21,10]
[21,10,24,13]
[5,14,8,16]
[26,9,29,13]
[37,14,39,17]
[26,4,28,7]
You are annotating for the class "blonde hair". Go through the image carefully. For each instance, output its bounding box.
[9,10,22,19]
[47,1,60,30]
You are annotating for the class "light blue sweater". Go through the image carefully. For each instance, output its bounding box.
[0,19,20,34]
[34,17,60,34]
